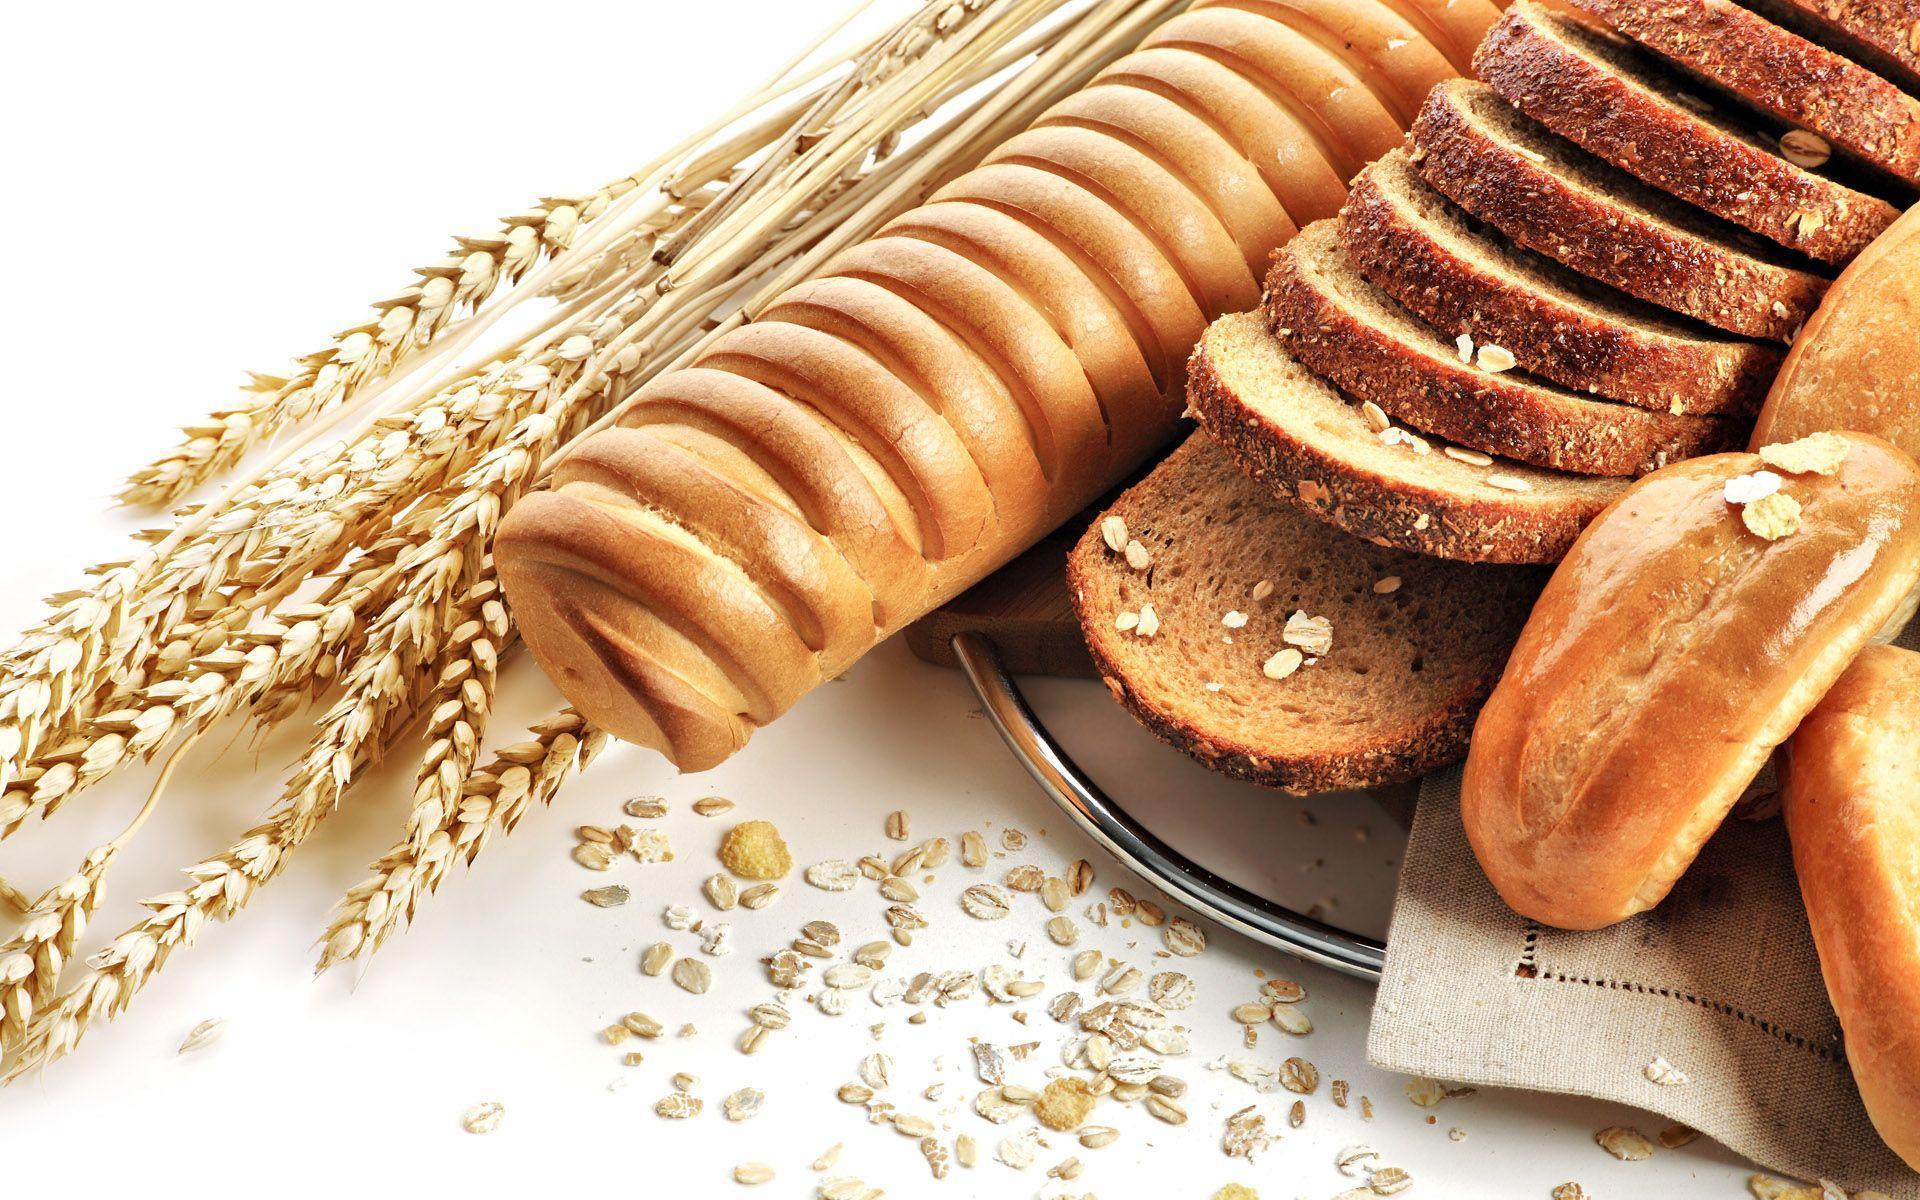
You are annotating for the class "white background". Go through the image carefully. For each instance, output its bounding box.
[0,2,1759,1196]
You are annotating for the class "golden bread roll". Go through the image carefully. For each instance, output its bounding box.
[1753,203,1920,467]
[1461,434,1920,929]
[497,5,1502,770]
[1782,644,1920,1172]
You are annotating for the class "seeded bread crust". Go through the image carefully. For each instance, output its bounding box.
[1188,312,1627,563]
[1741,0,1920,95]
[1413,80,1829,341]
[1478,3,1900,264]
[1571,0,1920,185]
[1067,434,1548,794]
[1266,222,1747,475]
[1341,151,1781,416]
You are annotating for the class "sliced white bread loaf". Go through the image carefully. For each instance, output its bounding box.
[1068,433,1549,794]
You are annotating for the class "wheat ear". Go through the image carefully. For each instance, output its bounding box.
[318,709,603,971]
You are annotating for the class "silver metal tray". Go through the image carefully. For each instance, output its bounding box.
[952,631,1387,981]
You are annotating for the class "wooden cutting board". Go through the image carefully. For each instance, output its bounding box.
[903,520,1095,678]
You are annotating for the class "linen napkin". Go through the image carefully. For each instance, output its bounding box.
[1368,623,1920,1196]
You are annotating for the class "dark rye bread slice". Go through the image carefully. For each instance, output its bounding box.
[1266,223,1746,474]
[1740,0,1920,96]
[1189,311,1628,563]
[1342,150,1782,415]
[1412,79,1830,341]
[1571,0,1920,185]
[1068,433,1549,794]
[1479,3,1900,264]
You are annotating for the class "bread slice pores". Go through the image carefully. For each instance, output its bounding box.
[1068,434,1548,794]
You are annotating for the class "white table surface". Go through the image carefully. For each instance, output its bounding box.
[0,2,1761,1195]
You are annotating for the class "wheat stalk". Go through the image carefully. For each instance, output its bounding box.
[318,709,603,971]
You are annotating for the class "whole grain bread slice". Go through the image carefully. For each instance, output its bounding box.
[1342,149,1781,415]
[1571,0,1920,186]
[1412,79,1830,341]
[1267,222,1747,475]
[1069,433,1549,794]
[1478,2,1900,264]
[1189,311,1627,563]
[1739,0,1920,96]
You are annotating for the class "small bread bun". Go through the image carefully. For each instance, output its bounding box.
[1461,433,1920,930]
[1783,645,1920,1172]
[1753,204,1920,464]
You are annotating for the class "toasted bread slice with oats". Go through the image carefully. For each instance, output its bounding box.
[1068,433,1548,794]
[1188,311,1627,564]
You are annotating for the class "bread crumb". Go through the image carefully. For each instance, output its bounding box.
[1100,514,1128,553]
[719,820,792,881]
[1742,492,1803,541]
[1723,471,1782,505]
[1262,648,1304,680]
[1758,432,1848,476]
[1035,1077,1097,1131]
[1475,344,1517,373]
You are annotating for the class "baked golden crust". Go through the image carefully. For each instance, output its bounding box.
[1461,434,1920,930]
[1753,202,1920,468]
[1783,645,1920,1172]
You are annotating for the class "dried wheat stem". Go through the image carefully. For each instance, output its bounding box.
[317,708,604,972]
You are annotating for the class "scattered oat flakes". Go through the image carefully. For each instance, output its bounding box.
[641,942,673,976]
[1743,491,1803,540]
[177,1018,225,1055]
[1371,1166,1414,1195]
[1145,1093,1188,1124]
[702,873,738,911]
[1551,1185,1588,1200]
[671,957,713,995]
[997,1127,1044,1169]
[1101,514,1129,553]
[1643,1055,1689,1086]
[699,922,733,956]
[738,881,780,910]
[719,820,791,880]
[1476,343,1517,372]
[1486,473,1532,493]
[663,903,695,930]
[1760,431,1849,476]
[1125,539,1151,570]
[630,828,674,864]
[1262,647,1304,680]
[582,884,630,908]
[1724,470,1783,505]
[461,1101,504,1134]
[1455,332,1474,363]
[623,795,667,818]
[1135,602,1161,638]
[1445,445,1495,466]
[961,884,1013,920]
[1404,1076,1447,1107]
[1282,611,1333,656]
[1046,915,1080,946]
[733,1163,774,1186]
[805,859,859,892]
[1658,1123,1700,1149]
[1280,1056,1319,1094]
[1595,1125,1654,1161]
[572,843,614,871]
[959,830,988,868]
[1222,1105,1273,1158]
